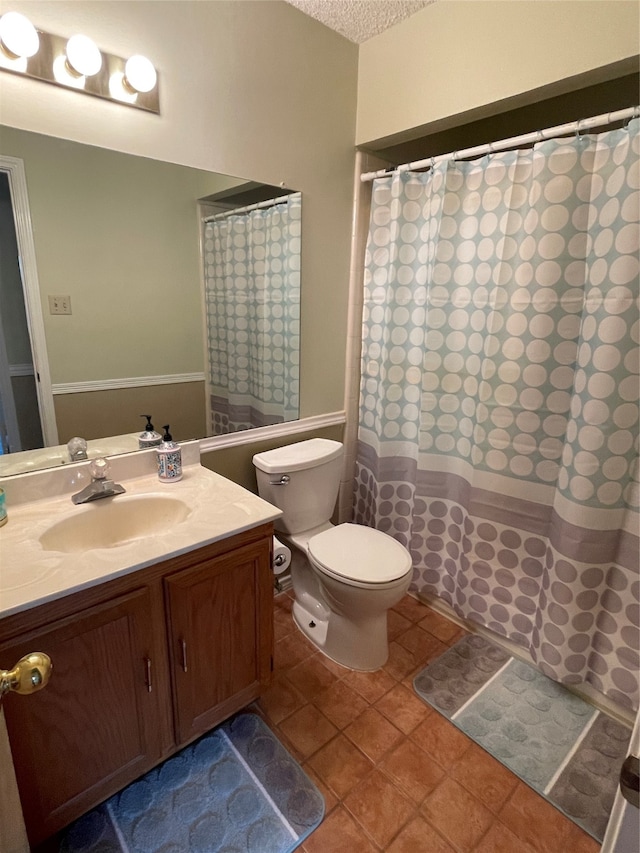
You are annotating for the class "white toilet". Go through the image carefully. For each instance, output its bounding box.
[253,438,413,671]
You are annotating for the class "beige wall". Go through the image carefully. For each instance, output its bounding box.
[0,0,359,422]
[54,382,206,445]
[357,0,640,146]
[202,423,345,491]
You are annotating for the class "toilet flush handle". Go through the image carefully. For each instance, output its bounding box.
[269,475,290,486]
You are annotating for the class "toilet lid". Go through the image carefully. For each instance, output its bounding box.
[308,523,412,584]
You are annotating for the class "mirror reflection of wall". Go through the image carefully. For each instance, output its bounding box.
[0,126,302,468]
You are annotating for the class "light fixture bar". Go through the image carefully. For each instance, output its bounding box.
[0,23,159,113]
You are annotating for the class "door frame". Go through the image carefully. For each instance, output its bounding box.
[0,155,57,447]
[601,705,639,853]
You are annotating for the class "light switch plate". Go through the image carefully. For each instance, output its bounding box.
[48,295,72,315]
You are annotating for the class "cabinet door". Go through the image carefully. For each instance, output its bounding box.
[165,538,272,745]
[0,587,167,847]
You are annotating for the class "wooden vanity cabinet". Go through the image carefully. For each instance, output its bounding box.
[0,587,167,846]
[165,537,274,744]
[0,523,273,847]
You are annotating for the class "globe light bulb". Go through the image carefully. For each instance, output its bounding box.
[108,70,137,103]
[65,34,102,77]
[0,11,39,59]
[124,54,156,93]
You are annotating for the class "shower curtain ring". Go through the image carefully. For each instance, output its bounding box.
[575,119,583,141]
[624,107,640,130]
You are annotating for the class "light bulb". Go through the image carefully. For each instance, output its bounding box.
[0,52,27,73]
[65,34,102,77]
[124,54,156,93]
[53,54,85,88]
[108,70,137,103]
[0,11,39,59]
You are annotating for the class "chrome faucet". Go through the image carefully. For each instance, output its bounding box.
[67,436,88,462]
[71,458,126,505]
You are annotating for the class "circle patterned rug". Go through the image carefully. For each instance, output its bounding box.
[59,713,324,853]
[413,634,632,842]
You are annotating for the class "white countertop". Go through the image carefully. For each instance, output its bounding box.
[0,446,281,619]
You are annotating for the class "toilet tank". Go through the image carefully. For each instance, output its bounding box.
[253,439,343,535]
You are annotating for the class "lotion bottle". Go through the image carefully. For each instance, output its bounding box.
[157,425,182,482]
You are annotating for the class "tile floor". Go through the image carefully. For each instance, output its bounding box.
[253,591,601,853]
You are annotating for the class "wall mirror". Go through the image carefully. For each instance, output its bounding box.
[0,126,301,476]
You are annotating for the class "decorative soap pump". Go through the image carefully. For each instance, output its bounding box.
[139,415,162,449]
[157,425,182,482]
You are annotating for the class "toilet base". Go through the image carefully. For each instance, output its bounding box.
[292,597,390,672]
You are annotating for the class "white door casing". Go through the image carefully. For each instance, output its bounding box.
[0,155,57,448]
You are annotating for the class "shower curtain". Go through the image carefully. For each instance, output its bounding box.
[203,193,301,434]
[354,120,640,711]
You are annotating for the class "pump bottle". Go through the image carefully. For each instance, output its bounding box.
[157,425,182,482]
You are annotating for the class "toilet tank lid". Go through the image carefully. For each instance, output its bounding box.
[253,438,343,473]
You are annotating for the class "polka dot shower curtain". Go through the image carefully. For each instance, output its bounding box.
[354,120,640,712]
[203,193,301,434]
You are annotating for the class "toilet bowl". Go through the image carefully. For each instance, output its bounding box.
[253,439,413,671]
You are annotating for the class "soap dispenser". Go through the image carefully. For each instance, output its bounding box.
[139,415,162,449]
[157,425,182,482]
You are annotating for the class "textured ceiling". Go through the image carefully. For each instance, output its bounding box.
[284,0,436,43]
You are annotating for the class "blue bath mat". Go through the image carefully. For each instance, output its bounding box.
[413,634,632,842]
[59,713,324,853]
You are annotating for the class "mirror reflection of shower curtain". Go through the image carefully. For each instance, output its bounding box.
[203,193,301,435]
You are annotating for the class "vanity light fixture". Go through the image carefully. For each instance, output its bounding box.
[0,12,159,113]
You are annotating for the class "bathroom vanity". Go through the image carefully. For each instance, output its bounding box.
[0,446,281,847]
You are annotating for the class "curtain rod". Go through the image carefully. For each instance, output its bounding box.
[360,106,640,183]
[204,192,294,223]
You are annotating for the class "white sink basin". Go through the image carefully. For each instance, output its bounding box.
[39,495,192,553]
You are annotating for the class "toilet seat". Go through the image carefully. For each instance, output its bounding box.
[308,523,412,585]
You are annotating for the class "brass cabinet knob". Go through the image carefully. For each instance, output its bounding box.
[0,653,53,698]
